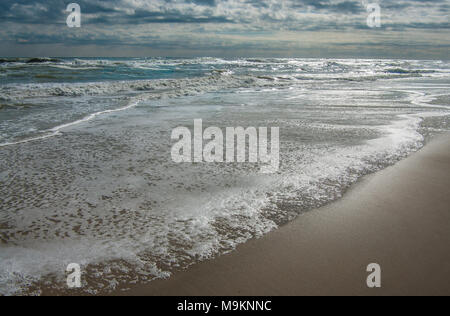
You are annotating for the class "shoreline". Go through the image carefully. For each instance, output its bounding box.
[114,133,450,296]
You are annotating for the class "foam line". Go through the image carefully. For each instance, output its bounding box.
[0,99,141,148]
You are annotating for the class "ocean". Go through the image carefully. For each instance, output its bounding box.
[0,57,449,295]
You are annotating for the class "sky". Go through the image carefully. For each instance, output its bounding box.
[0,0,449,58]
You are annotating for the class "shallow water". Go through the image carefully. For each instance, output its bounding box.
[0,58,449,295]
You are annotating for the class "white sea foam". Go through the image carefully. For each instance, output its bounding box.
[0,73,248,100]
[0,58,449,295]
[0,106,427,295]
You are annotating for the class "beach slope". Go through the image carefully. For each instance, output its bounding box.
[121,134,450,296]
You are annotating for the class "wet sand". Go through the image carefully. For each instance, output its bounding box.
[118,134,450,296]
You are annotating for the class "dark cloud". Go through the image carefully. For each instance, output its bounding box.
[290,0,364,13]
[0,0,449,58]
[0,0,447,25]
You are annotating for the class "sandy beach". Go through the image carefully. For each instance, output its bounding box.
[1,0,450,298]
[116,134,450,296]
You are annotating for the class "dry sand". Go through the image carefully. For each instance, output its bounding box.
[118,134,450,296]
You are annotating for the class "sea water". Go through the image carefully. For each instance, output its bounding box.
[0,57,449,294]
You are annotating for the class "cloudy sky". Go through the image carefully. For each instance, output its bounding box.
[0,0,449,58]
